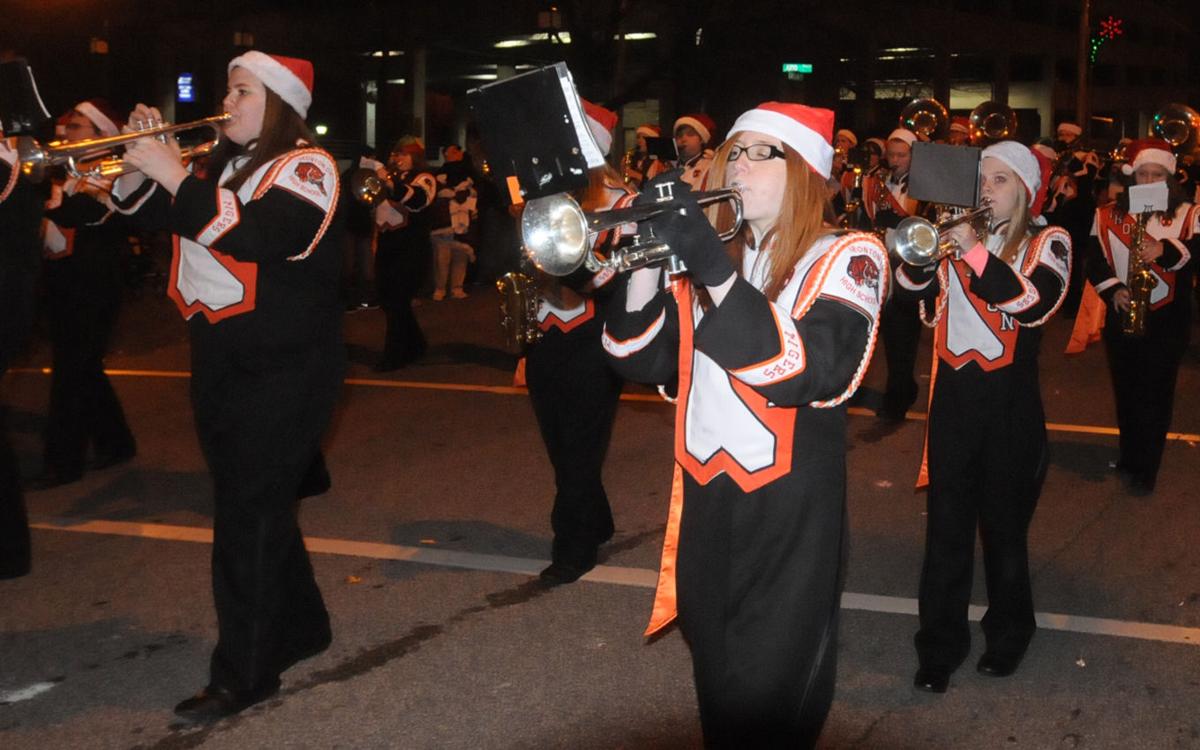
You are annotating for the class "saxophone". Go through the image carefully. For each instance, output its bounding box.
[496,270,543,354]
[1120,211,1157,337]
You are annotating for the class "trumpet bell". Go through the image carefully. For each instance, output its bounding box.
[888,217,943,266]
[349,168,388,207]
[521,193,591,276]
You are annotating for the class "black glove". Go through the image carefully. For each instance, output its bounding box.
[635,170,735,288]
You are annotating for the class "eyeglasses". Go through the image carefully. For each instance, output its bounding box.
[728,143,786,162]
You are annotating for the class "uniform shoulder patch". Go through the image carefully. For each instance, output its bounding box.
[262,149,338,212]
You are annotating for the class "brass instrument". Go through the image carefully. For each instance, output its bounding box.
[899,98,950,141]
[621,147,637,186]
[1150,103,1200,154]
[16,114,232,182]
[1121,212,1157,337]
[888,204,993,267]
[349,167,393,207]
[496,270,543,353]
[968,101,1018,146]
[839,147,871,229]
[520,187,743,277]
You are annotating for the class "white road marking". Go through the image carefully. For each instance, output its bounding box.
[29,517,1200,648]
[0,681,59,705]
[9,367,1200,442]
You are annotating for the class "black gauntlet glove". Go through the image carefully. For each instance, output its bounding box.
[636,169,735,288]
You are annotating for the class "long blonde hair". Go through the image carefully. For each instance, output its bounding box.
[994,180,1034,265]
[705,135,832,301]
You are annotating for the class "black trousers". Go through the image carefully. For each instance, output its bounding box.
[879,293,923,416]
[677,467,847,750]
[1103,320,1188,488]
[525,325,621,568]
[0,407,30,577]
[190,328,343,692]
[43,266,134,478]
[375,230,430,365]
[916,361,1047,669]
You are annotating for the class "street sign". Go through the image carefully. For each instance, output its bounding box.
[781,63,813,74]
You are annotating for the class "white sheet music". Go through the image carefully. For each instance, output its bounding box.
[556,65,606,169]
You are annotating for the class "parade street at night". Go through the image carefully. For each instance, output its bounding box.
[1,289,1198,749]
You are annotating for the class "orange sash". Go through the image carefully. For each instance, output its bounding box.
[644,277,696,636]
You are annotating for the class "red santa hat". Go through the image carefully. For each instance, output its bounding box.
[949,116,970,135]
[727,101,836,179]
[1121,138,1177,176]
[1056,122,1082,138]
[227,51,314,119]
[391,135,424,158]
[578,98,618,157]
[635,123,660,139]
[1031,143,1057,161]
[74,99,122,138]
[674,113,715,145]
[982,140,1050,217]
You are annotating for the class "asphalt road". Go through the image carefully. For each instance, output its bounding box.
[1,281,1199,749]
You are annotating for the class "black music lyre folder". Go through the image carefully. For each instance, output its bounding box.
[0,58,52,139]
[467,62,604,205]
[909,142,982,208]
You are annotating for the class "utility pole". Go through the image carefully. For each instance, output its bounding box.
[1075,0,1091,132]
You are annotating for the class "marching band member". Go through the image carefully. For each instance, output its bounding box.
[527,99,632,585]
[947,117,970,146]
[1055,121,1083,151]
[623,123,667,188]
[1037,142,1098,317]
[373,137,437,369]
[116,51,343,721]
[0,120,44,579]
[33,100,136,489]
[673,112,716,189]
[866,127,926,421]
[1083,138,1197,494]
[896,142,1069,693]
[605,102,887,747]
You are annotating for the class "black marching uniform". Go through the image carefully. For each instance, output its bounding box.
[39,174,136,482]
[865,168,926,419]
[896,224,1070,676]
[0,141,43,578]
[113,144,344,695]
[374,168,436,369]
[604,230,887,746]
[1086,201,1198,491]
[1042,155,1098,317]
[526,182,632,581]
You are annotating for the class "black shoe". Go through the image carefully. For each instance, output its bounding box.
[90,446,136,471]
[977,650,1025,677]
[173,681,280,723]
[539,561,593,585]
[25,471,82,492]
[913,665,952,693]
[277,632,331,673]
[0,555,31,580]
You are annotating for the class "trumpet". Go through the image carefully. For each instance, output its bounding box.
[348,167,394,207]
[888,204,993,267]
[521,187,743,277]
[16,113,231,182]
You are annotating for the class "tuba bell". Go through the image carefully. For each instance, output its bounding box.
[899,98,950,141]
[1149,103,1200,155]
[968,101,1018,146]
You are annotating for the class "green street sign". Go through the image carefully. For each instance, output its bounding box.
[781,63,813,74]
